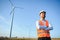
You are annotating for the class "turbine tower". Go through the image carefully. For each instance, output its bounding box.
[9,0,23,38]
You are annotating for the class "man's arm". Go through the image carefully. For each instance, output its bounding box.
[36,21,47,29]
[36,21,40,29]
[45,24,53,30]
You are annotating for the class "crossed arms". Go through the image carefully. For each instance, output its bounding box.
[36,21,53,30]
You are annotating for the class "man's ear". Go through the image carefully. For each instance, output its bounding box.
[44,15,46,18]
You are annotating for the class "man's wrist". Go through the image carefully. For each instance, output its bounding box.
[39,26,47,29]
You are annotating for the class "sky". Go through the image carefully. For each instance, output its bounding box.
[0,0,60,38]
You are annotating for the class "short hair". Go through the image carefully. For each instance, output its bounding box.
[39,10,46,15]
[39,10,46,18]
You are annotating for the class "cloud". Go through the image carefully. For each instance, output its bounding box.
[0,16,5,20]
[0,16,11,37]
[0,15,10,25]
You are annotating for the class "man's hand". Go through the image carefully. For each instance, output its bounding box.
[39,26,47,29]
[45,27,53,30]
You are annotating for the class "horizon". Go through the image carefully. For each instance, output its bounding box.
[0,0,60,38]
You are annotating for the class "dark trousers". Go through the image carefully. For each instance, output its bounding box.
[38,37,51,40]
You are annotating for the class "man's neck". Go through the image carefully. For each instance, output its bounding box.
[40,18,45,20]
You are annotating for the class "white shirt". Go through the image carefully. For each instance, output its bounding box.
[36,20,53,30]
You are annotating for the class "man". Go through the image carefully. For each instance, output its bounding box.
[36,10,53,40]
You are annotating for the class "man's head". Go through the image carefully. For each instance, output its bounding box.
[39,10,46,19]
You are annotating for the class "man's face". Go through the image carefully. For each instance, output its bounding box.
[40,13,45,18]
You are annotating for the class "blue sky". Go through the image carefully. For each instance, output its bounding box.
[0,0,60,38]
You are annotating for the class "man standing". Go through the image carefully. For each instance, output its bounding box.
[36,10,53,40]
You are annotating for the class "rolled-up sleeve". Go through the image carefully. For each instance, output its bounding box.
[45,23,53,30]
[36,21,40,29]
[49,23,53,30]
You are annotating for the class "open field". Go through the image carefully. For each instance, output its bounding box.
[0,37,60,40]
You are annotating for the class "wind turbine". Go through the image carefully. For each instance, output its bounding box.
[9,0,23,38]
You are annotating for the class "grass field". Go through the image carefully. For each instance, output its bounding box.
[0,37,60,40]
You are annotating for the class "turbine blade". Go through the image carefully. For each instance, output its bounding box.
[9,0,14,6]
[15,6,24,9]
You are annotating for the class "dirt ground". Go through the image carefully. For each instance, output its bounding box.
[0,37,60,40]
